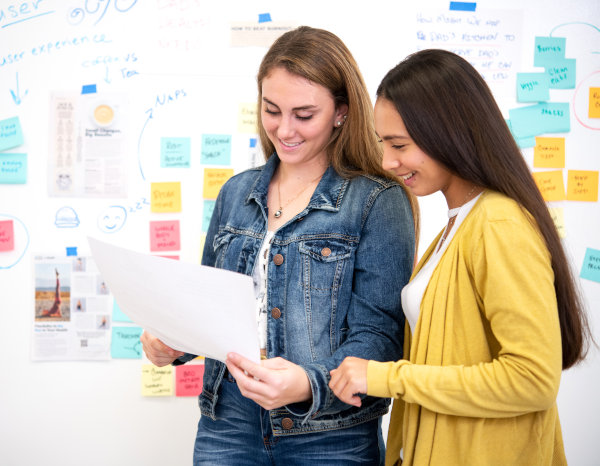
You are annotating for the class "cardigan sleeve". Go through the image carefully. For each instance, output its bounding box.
[367,212,563,418]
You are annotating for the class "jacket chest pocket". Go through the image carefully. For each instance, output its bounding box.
[212,231,256,273]
[298,239,354,294]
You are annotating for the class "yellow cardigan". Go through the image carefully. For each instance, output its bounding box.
[368,191,566,466]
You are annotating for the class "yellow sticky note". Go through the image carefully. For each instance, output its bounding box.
[589,87,600,118]
[141,364,174,397]
[532,170,565,202]
[548,207,566,238]
[534,137,565,168]
[566,170,599,202]
[203,168,234,199]
[151,182,182,213]
[238,102,258,134]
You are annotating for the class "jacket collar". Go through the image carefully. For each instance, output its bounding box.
[246,153,348,213]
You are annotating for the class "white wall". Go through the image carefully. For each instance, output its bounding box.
[0,1,598,465]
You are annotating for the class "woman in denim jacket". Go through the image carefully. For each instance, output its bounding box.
[141,26,417,465]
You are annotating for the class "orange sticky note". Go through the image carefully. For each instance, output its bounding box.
[0,219,15,252]
[548,207,566,239]
[175,363,205,397]
[141,364,174,397]
[150,220,180,252]
[534,137,565,168]
[151,181,181,213]
[203,168,234,199]
[532,170,566,202]
[566,170,599,202]
[589,87,600,118]
[238,102,258,133]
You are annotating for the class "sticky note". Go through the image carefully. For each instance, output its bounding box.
[0,153,27,183]
[546,59,576,89]
[199,233,206,263]
[258,13,272,23]
[548,207,566,238]
[516,73,550,102]
[111,326,143,358]
[175,364,205,396]
[0,117,24,151]
[161,137,191,168]
[532,170,565,202]
[589,88,600,118]
[149,220,181,252]
[151,181,181,212]
[238,103,258,133]
[580,248,600,283]
[566,170,599,202]
[449,2,476,11]
[0,220,15,252]
[158,255,179,260]
[534,37,566,67]
[534,137,565,168]
[141,364,174,396]
[202,200,216,232]
[508,103,570,139]
[112,299,133,323]
[201,134,232,165]
[203,168,234,199]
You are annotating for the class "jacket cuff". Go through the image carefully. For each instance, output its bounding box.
[367,360,394,398]
[285,363,331,421]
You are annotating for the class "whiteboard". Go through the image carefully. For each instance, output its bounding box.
[0,1,599,465]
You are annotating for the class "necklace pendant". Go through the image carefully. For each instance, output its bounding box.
[274,209,282,218]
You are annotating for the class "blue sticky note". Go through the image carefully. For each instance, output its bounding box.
[81,84,97,94]
[66,247,77,256]
[546,58,576,89]
[0,153,27,183]
[201,134,232,165]
[112,299,133,323]
[580,248,600,283]
[161,137,191,168]
[449,2,476,11]
[111,326,143,358]
[202,200,216,232]
[258,13,272,23]
[0,117,24,152]
[516,73,550,102]
[508,103,570,138]
[534,37,566,67]
[516,136,537,148]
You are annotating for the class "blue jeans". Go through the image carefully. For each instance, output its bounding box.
[193,372,384,465]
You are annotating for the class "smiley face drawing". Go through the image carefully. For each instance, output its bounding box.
[97,206,127,234]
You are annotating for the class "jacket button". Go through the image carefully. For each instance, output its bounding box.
[271,307,281,319]
[273,254,284,265]
[321,247,331,257]
[282,417,294,430]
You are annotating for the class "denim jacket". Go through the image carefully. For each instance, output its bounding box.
[180,154,414,436]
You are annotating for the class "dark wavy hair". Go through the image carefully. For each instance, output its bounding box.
[377,49,591,369]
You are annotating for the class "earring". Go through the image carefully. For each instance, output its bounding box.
[337,121,342,126]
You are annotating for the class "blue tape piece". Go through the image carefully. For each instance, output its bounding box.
[449,2,476,11]
[66,247,77,256]
[258,13,272,23]
[81,84,97,94]
[249,138,257,148]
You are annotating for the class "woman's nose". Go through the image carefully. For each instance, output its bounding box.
[277,115,295,139]
[382,149,400,171]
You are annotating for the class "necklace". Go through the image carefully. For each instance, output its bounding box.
[273,170,326,219]
[438,184,479,250]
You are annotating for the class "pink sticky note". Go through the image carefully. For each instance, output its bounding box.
[149,220,180,252]
[158,255,180,260]
[175,364,204,397]
[0,220,15,252]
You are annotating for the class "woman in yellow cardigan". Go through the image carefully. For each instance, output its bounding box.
[329,49,592,466]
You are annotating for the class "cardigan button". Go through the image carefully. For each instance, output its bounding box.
[273,254,284,266]
[271,307,281,319]
[282,417,294,430]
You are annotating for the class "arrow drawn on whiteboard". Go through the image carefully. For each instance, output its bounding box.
[9,72,28,105]
[104,65,111,84]
[137,115,152,181]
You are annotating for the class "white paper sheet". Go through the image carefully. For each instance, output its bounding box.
[88,237,260,363]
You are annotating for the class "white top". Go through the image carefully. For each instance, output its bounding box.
[401,193,482,332]
[252,230,275,351]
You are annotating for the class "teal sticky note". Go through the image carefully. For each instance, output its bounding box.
[516,136,537,148]
[161,137,191,168]
[580,248,600,283]
[546,58,576,89]
[202,200,216,232]
[538,102,570,133]
[516,73,550,102]
[509,103,570,138]
[201,134,232,165]
[534,37,566,67]
[0,117,24,151]
[508,105,544,138]
[112,299,133,323]
[111,326,143,358]
[0,153,27,183]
